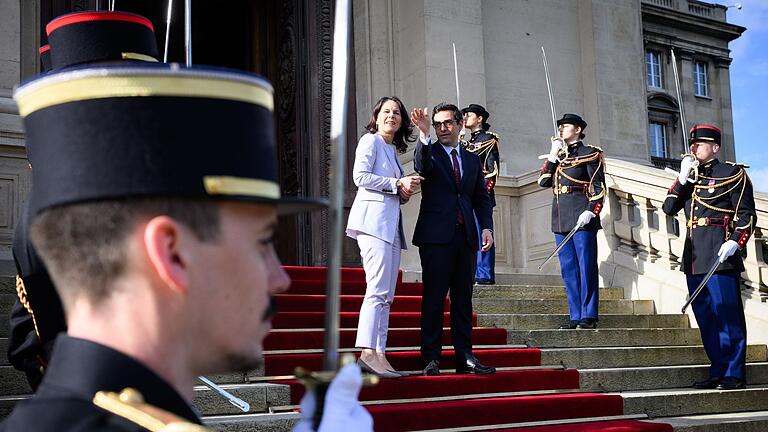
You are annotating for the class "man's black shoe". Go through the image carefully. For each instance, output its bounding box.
[559,320,579,330]
[475,279,495,285]
[716,376,746,390]
[456,353,496,375]
[423,360,440,376]
[692,376,721,389]
[577,318,598,329]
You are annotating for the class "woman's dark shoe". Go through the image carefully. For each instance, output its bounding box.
[559,320,580,329]
[693,376,721,389]
[423,360,440,376]
[716,376,746,390]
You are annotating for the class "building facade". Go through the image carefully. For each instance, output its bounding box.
[0,0,746,272]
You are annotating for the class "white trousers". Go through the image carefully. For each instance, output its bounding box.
[354,232,401,351]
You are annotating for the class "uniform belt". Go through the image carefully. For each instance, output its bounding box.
[687,217,728,228]
[554,185,586,195]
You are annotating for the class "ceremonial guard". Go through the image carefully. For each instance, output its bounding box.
[662,125,756,391]
[6,10,160,391]
[537,114,605,330]
[461,104,500,285]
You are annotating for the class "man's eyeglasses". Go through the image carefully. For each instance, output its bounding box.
[432,120,456,129]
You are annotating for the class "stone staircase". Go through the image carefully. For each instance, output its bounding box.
[2,272,768,430]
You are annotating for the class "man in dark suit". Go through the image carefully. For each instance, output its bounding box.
[410,103,495,376]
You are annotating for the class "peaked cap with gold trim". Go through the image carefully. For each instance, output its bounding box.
[46,11,159,70]
[14,64,326,215]
[688,124,721,145]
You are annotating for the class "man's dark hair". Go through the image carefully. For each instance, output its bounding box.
[432,102,463,124]
[30,197,221,307]
[364,96,416,153]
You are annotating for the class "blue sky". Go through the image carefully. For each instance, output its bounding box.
[723,0,768,192]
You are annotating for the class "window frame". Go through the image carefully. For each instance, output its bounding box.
[646,50,663,89]
[649,121,668,158]
[693,61,709,97]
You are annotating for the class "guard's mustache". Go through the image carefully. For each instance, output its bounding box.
[262,297,278,322]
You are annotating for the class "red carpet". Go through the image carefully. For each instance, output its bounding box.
[271,311,477,329]
[275,294,446,313]
[509,420,674,432]
[264,327,507,350]
[368,393,625,431]
[286,280,423,296]
[281,369,580,404]
[267,266,671,432]
[264,348,541,376]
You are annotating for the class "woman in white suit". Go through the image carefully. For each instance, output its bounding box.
[346,96,423,377]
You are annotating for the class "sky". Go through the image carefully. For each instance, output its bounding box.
[721,0,768,192]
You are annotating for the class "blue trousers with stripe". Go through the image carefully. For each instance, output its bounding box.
[686,270,747,380]
[555,230,599,321]
[473,212,495,282]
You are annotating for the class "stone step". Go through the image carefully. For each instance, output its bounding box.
[0,339,8,366]
[508,328,702,348]
[472,298,654,315]
[405,272,564,286]
[192,383,290,416]
[0,366,32,396]
[579,363,768,392]
[0,294,16,323]
[541,345,768,369]
[204,412,298,432]
[478,313,690,330]
[489,273,566,286]
[619,386,768,418]
[655,410,768,431]
[0,276,14,296]
[472,285,624,300]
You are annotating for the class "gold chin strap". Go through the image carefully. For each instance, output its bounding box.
[93,388,209,432]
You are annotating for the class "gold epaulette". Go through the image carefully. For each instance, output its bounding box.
[487,131,501,140]
[586,144,603,152]
[93,388,209,432]
[726,161,750,168]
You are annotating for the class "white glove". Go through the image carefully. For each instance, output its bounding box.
[292,363,373,432]
[575,210,595,229]
[548,137,563,162]
[678,156,696,185]
[717,240,740,263]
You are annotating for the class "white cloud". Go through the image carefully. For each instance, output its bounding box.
[748,166,768,193]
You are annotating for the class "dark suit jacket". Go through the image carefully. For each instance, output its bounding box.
[412,137,493,248]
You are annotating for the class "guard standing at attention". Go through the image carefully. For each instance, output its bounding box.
[662,125,756,391]
[462,104,500,285]
[537,113,605,330]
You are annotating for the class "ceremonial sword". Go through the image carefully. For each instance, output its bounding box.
[538,224,579,271]
[197,376,250,412]
[538,46,565,161]
[670,48,699,182]
[681,259,721,313]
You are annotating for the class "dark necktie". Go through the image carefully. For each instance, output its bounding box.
[451,149,464,224]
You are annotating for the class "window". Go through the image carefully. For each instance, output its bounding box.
[693,61,708,97]
[646,51,662,88]
[649,122,667,158]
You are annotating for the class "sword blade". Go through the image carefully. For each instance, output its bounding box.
[538,225,579,271]
[681,259,721,313]
[163,0,174,63]
[198,376,250,412]
[541,46,558,138]
[670,48,687,146]
[324,0,351,372]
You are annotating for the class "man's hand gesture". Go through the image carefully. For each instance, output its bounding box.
[410,107,431,140]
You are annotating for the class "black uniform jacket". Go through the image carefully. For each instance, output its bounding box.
[413,137,493,248]
[537,141,605,233]
[7,204,66,384]
[662,158,756,275]
[464,129,500,207]
[0,336,201,431]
